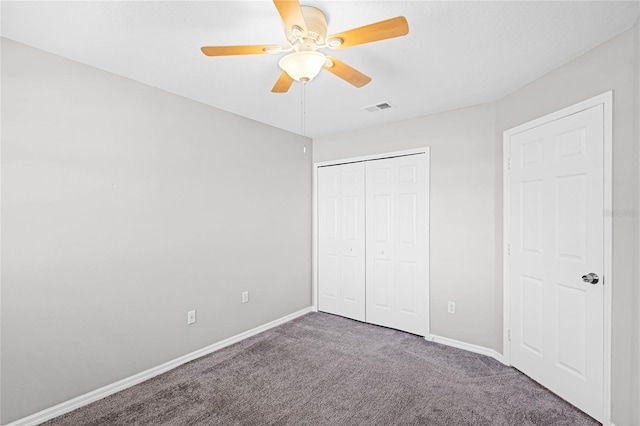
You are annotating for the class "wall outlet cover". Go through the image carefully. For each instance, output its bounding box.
[187,310,196,325]
[447,302,456,314]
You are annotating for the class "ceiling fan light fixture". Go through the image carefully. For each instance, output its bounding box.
[279,51,326,82]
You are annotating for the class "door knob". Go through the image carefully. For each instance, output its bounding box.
[581,273,599,284]
[380,250,384,255]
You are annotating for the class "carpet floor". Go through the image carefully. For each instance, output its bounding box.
[44,312,598,425]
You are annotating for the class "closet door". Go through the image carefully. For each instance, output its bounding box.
[317,162,366,321]
[366,154,428,335]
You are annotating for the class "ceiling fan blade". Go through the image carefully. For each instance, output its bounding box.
[323,57,371,88]
[328,16,409,49]
[272,71,295,93]
[273,0,307,34]
[200,45,280,56]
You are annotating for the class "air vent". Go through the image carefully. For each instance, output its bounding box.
[362,102,394,112]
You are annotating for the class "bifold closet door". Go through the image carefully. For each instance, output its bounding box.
[366,154,428,336]
[317,162,366,321]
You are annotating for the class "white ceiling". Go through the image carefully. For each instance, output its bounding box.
[2,1,639,138]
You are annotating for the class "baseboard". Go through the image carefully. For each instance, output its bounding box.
[427,333,507,365]
[6,306,313,426]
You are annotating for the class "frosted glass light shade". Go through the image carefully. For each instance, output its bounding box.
[279,51,326,82]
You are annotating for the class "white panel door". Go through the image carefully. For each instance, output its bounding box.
[509,105,604,421]
[366,154,428,336]
[318,162,366,321]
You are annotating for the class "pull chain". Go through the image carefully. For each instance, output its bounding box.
[301,82,307,153]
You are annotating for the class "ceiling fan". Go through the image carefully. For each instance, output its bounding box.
[200,0,409,93]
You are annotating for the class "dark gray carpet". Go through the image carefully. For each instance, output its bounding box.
[44,312,598,425]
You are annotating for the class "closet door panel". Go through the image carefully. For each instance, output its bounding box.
[318,162,366,321]
[366,154,428,336]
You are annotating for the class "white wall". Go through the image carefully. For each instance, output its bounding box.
[0,38,312,424]
[314,103,499,350]
[314,27,639,426]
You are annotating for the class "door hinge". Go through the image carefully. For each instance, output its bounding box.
[507,157,511,170]
[508,329,511,341]
[507,243,511,256]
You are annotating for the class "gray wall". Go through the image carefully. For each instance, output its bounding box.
[495,29,637,426]
[315,27,639,425]
[314,103,499,350]
[1,38,312,424]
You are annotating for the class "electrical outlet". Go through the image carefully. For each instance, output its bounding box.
[187,310,196,325]
[242,291,249,304]
[447,302,456,314]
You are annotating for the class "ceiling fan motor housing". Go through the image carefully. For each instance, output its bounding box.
[288,6,328,48]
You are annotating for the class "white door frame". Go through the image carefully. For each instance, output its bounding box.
[502,91,613,425]
[312,147,431,336]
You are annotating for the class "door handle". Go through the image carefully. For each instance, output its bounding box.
[581,273,599,284]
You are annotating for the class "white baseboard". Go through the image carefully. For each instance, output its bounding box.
[6,307,313,426]
[426,333,507,365]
